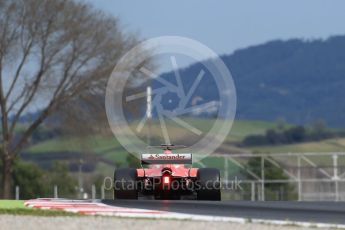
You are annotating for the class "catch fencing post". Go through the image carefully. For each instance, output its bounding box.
[15,186,19,200]
[251,181,255,201]
[333,154,339,201]
[261,156,265,201]
[54,185,58,198]
[92,184,96,200]
[146,86,152,146]
[298,155,302,201]
[224,157,228,184]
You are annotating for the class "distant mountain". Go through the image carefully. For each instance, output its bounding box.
[155,35,345,127]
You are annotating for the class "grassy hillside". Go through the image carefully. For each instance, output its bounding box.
[227,119,283,142]
[23,118,275,174]
[22,118,345,178]
[26,118,345,157]
[26,118,276,155]
[248,137,345,153]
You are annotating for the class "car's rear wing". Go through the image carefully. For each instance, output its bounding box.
[141,153,192,165]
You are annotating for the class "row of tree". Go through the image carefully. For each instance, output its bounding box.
[244,157,296,200]
[242,125,345,146]
[0,0,145,198]
[0,161,76,199]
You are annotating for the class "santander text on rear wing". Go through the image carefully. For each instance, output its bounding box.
[141,153,192,165]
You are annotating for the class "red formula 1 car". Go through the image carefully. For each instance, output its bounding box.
[113,144,221,200]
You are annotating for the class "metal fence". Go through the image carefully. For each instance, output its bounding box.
[217,152,345,201]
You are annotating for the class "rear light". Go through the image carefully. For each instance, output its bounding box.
[163,175,170,184]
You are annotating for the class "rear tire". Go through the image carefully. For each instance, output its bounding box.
[196,168,221,201]
[114,168,138,200]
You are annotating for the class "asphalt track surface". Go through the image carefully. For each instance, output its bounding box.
[102,200,345,225]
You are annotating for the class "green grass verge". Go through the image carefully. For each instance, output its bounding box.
[0,200,81,216]
[0,208,82,216]
[0,200,25,209]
